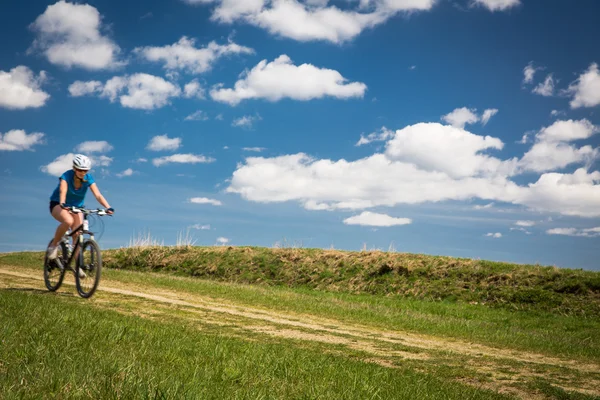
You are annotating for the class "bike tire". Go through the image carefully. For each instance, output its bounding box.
[75,239,102,298]
[44,240,67,292]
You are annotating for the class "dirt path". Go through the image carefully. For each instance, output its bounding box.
[1,266,599,399]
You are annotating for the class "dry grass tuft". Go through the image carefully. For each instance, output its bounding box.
[128,230,164,248]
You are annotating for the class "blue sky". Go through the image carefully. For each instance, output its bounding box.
[1,0,600,271]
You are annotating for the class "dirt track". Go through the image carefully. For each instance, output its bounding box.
[1,266,599,399]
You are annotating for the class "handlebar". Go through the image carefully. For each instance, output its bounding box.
[62,206,112,216]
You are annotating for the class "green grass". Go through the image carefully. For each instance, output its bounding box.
[100,268,600,363]
[0,289,512,400]
[2,250,600,362]
[528,381,600,400]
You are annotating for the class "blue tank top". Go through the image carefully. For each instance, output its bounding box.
[50,170,95,207]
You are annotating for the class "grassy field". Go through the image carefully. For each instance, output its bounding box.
[1,247,599,399]
[1,289,513,400]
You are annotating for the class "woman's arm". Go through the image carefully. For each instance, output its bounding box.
[89,183,112,210]
[59,179,68,204]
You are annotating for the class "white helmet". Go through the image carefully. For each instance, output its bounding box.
[73,154,92,170]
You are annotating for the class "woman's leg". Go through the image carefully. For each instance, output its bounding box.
[50,206,74,247]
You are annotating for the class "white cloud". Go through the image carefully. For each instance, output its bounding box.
[226,150,522,211]
[69,74,181,110]
[75,140,113,153]
[197,0,267,24]
[68,80,103,97]
[190,197,223,206]
[567,63,600,109]
[147,135,181,151]
[546,227,600,237]
[385,123,515,179]
[519,142,597,173]
[242,147,266,152]
[185,110,209,121]
[518,119,599,173]
[153,154,215,166]
[343,211,411,227]
[442,107,479,129]
[523,62,537,84]
[356,127,394,146]
[516,168,600,217]
[474,202,494,209]
[186,0,435,43]
[537,119,598,143]
[210,55,367,105]
[472,0,520,12]
[441,107,498,128]
[136,158,148,163]
[232,115,261,128]
[29,1,123,70]
[91,155,113,167]
[546,228,578,236]
[303,200,334,211]
[249,1,382,43]
[183,79,205,99]
[532,74,554,96]
[485,232,502,238]
[0,66,50,110]
[0,130,45,151]
[518,132,531,144]
[41,153,75,176]
[190,224,211,230]
[134,36,253,74]
[216,236,230,245]
[116,168,135,178]
[100,76,127,101]
[225,121,600,218]
[515,220,535,227]
[40,153,112,175]
[111,74,181,110]
[481,108,499,125]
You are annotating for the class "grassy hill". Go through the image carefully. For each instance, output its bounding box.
[1,247,599,399]
[99,246,600,317]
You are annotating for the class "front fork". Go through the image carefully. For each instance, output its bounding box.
[77,233,84,269]
[77,228,94,269]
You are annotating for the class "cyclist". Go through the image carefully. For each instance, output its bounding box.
[47,154,114,261]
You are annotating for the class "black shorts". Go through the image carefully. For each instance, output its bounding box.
[49,201,61,214]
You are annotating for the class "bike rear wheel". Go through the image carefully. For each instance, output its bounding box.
[44,240,67,292]
[75,239,102,298]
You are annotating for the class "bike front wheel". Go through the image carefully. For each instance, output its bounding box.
[44,240,67,292]
[75,239,102,298]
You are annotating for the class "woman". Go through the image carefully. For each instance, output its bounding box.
[47,154,114,261]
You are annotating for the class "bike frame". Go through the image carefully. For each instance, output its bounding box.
[59,209,99,270]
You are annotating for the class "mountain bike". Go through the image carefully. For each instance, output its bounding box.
[44,206,110,298]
